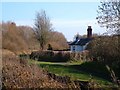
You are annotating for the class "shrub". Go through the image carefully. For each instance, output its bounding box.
[2,54,72,89]
[87,35,120,80]
[30,50,90,62]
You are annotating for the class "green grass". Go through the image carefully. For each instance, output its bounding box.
[29,60,114,87]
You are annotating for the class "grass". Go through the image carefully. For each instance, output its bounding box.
[29,60,115,87]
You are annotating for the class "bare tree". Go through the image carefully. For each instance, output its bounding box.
[96,0,120,34]
[34,10,53,50]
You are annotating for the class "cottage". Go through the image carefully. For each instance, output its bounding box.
[69,26,93,52]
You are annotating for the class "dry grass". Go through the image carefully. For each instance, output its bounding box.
[2,51,80,89]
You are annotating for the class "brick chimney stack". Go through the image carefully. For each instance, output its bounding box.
[87,26,92,38]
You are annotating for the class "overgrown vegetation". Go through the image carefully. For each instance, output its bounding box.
[2,51,80,89]
[30,60,118,88]
[30,50,90,62]
[2,21,68,54]
[1,1,120,89]
[93,0,120,86]
[87,35,120,82]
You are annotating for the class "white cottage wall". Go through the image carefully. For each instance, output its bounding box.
[70,42,90,52]
[70,45,75,52]
[75,45,83,52]
[70,45,84,52]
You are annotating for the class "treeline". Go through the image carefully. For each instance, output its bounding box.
[2,22,38,53]
[1,21,68,54]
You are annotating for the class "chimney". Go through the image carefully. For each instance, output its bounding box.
[75,33,79,41]
[87,26,92,38]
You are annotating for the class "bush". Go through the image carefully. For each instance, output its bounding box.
[30,51,69,62]
[30,50,90,62]
[88,35,119,63]
[87,35,120,79]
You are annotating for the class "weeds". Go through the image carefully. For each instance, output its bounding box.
[106,65,120,87]
[2,54,71,89]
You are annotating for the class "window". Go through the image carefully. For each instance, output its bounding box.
[72,46,75,51]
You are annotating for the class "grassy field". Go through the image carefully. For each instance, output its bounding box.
[29,60,116,87]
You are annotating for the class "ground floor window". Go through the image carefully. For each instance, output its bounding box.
[72,46,75,51]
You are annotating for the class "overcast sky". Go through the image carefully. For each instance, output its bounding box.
[1,0,106,41]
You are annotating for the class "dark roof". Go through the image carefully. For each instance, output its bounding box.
[69,38,93,46]
[69,40,78,45]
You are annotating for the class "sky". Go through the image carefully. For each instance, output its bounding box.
[1,1,106,41]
